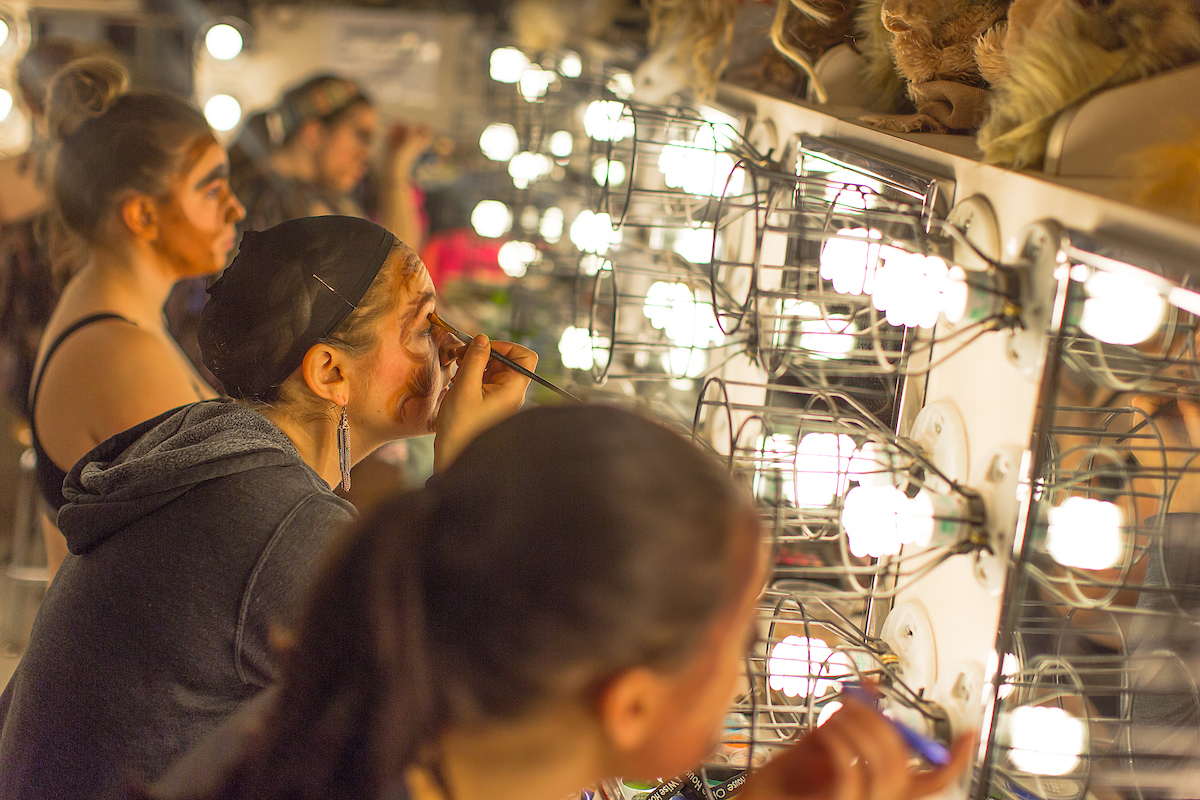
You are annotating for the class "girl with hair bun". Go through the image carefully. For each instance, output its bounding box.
[27,57,244,574]
[0,214,535,800]
[145,404,972,800]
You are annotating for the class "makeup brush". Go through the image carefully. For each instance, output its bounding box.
[429,312,583,404]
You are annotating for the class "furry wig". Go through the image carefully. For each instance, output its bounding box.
[979,0,1200,168]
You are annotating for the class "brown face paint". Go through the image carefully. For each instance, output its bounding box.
[387,307,453,434]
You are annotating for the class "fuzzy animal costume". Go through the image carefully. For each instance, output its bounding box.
[978,0,1200,168]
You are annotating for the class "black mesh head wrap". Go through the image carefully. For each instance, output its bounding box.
[200,215,396,401]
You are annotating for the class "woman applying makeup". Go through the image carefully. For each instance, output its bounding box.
[29,57,244,576]
[0,214,534,800]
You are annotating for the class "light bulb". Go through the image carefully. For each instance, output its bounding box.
[642,282,723,349]
[782,300,857,360]
[497,240,539,278]
[657,126,742,198]
[518,66,553,102]
[1006,706,1085,776]
[756,434,799,506]
[470,200,513,238]
[508,151,553,189]
[559,325,608,371]
[0,88,12,123]
[1079,270,1166,345]
[663,347,708,379]
[985,651,1021,701]
[767,635,852,698]
[1045,497,1124,570]
[841,485,935,558]
[583,100,633,142]
[578,254,608,277]
[817,700,843,726]
[793,432,856,508]
[820,228,882,296]
[549,130,573,158]
[848,442,898,488]
[672,227,716,264]
[203,95,242,132]
[870,250,949,329]
[479,123,519,162]
[0,19,8,49]
[569,210,621,255]
[539,207,564,243]
[205,23,244,60]
[592,157,626,187]
[490,47,529,83]
[560,51,582,78]
[607,72,634,98]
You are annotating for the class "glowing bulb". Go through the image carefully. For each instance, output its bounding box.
[817,700,843,726]
[793,432,856,508]
[782,300,857,360]
[755,434,799,505]
[497,240,539,278]
[205,23,244,60]
[470,200,513,238]
[559,325,608,371]
[642,282,723,349]
[841,485,935,558]
[672,228,715,264]
[1045,497,1124,570]
[0,88,12,123]
[1079,270,1166,345]
[508,151,553,189]
[1007,706,1085,776]
[578,254,608,277]
[820,228,882,296]
[847,442,898,488]
[657,126,741,197]
[539,207,564,243]
[203,95,242,132]
[490,47,529,83]
[592,157,626,187]
[583,100,633,142]
[767,636,852,698]
[560,51,582,78]
[479,123,520,162]
[549,130,573,158]
[569,210,621,255]
[607,72,634,98]
[870,250,953,329]
[518,66,553,102]
[0,19,8,49]
[985,651,1021,701]
[663,347,708,379]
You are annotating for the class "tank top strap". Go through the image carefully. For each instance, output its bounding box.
[30,312,136,410]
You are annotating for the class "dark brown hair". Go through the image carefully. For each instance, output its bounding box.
[148,404,753,800]
[45,57,214,246]
[15,38,102,116]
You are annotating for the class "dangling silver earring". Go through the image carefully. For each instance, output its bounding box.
[337,405,352,492]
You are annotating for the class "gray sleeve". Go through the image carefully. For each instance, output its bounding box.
[234,493,355,687]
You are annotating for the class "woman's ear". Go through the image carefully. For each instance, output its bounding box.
[596,667,667,755]
[300,343,350,407]
[120,195,160,241]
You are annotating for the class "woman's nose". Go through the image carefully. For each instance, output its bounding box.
[226,191,246,223]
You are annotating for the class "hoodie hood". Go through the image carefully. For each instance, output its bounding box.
[59,401,317,555]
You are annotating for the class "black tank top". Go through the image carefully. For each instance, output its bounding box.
[30,313,135,512]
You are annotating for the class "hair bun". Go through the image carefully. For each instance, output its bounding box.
[45,57,129,142]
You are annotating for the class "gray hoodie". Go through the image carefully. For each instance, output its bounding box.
[0,401,355,799]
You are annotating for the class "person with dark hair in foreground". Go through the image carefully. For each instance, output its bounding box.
[0,214,535,800]
[146,404,972,800]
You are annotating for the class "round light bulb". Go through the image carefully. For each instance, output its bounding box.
[1007,706,1085,776]
[518,66,553,102]
[672,227,716,265]
[642,281,723,349]
[592,157,626,187]
[548,130,573,158]
[870,249,947,329]
[203,94,242,132]
[985,651,1021,701]
[479,123,520,162]
[841,485,935,558]
[0,19,10,49]
[657,126,741,198]
[607,72,634,98]
[0,88,12,123]
[490,47,530,83]
[497,240,539,278]
[470,200,513,239]
[821,228,882,296]
[205,23,244,60]
[508,151,553,189]
[793,432,856,508]
[560,51,582,78]
[559,325,607,371]
[782,300,857,361]
[569,210,621,255]
[578,254,608,277]
[1045,496,1124,570]
[767,635,851,698]
[1079,270,1166,345]
[583,100,633,143]
[539,207,564,243]
[847,442,897,488]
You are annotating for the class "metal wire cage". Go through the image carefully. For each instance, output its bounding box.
[980,225,1200,800]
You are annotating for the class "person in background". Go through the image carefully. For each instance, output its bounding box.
[145,404,973,800]
[0,214,535,800]
[0,38,96,417]
[25,57,243,578]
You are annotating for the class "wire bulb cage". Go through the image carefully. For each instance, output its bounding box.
[691,377,988,600]
[982,231,1200,800]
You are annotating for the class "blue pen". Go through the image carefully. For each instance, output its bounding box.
[840,686,952,766]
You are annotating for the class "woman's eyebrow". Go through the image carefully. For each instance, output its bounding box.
[401,291,437,331]
[192,163,230,190]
